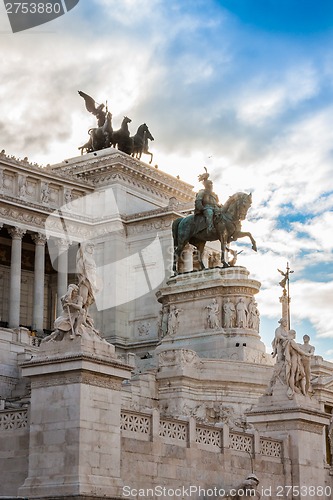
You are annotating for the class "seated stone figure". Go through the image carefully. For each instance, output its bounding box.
[42,284,85,342]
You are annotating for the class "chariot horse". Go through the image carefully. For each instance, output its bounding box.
[172,192,257,274]
[111,116,132,154]
[131,123,154,164]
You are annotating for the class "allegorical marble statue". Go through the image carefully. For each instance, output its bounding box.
[236,297,248,328]
[223,298,236,328]
[299,334,315,394]
[271,318,288,362]
[267,324,314,399]
[76,241,99,311]
[158,305,169,339]
[284,329,313,398]
[41,182,50,204]
[247,297,260,330]
[167,305,181,337]
[43,241,102,343]
[42,284,85,342]
[172,168,257,273]
[205,298,220,329]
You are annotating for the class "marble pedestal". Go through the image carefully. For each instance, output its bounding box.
[18,334,132,500]
[247,384,331,498]
[156,267,269,362]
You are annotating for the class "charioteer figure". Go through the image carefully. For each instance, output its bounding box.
[78,90,107,127]
[195,168,221,234]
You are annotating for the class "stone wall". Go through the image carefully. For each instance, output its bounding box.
[0,409,29,496]
[120,409,287,498]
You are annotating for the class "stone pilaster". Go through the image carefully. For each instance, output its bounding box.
[31,233,47,333]
[8,227,26,329]
[18,335,132,499]
[55,239,70,316]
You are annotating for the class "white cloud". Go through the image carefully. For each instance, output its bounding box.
[1,0,333,356]
[235,63,319,125]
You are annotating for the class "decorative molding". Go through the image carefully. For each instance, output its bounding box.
[158,349,200,368]
[0,149,93,186]
[52,152,194,202]
[126,217,173,235]
[31,371,122,390]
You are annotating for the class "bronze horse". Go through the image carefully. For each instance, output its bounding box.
[111,116,132,154]
[172,192,257,274]
[131,123,154,164]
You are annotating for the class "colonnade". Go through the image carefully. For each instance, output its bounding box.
[1,224,69,333]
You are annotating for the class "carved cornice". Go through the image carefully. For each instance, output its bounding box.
[0,151,93,187]
[50,150,194,202]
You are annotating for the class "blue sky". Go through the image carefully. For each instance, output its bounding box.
[0,0,332,359]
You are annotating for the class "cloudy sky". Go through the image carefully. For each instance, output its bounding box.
[0,0,333,359]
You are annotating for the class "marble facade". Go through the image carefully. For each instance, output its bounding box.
[1,148,333,499]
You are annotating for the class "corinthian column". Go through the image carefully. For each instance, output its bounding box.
[32,233,47,333]
[8,227,26,329]
[56,239,69,315]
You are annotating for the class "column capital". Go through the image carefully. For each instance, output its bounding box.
[8,226,26,240]
[31,233,47,246]
[55,238,71,250]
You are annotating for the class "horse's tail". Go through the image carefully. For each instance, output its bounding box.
[172,218,182,248]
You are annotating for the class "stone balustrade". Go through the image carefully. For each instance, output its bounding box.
[0,409,28,431]
[120,409,283,460]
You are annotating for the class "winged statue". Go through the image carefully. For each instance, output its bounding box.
[78,90,107,127]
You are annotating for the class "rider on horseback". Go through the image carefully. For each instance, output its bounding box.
[195,169,220,233]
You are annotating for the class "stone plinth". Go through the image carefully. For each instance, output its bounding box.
[18,335,132,500]
[247,388,330,495]
[156,267,269,361]
[155,348,274,418]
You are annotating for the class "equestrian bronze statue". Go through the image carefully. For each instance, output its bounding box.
[172,170,257,274]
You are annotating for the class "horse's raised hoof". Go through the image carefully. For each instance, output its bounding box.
[252,244,257,252]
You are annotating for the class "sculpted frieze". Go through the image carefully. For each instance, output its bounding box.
[127,217,173,235]
[31,371,122,390]
[226,286,258,295]
[158,348,199,367]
